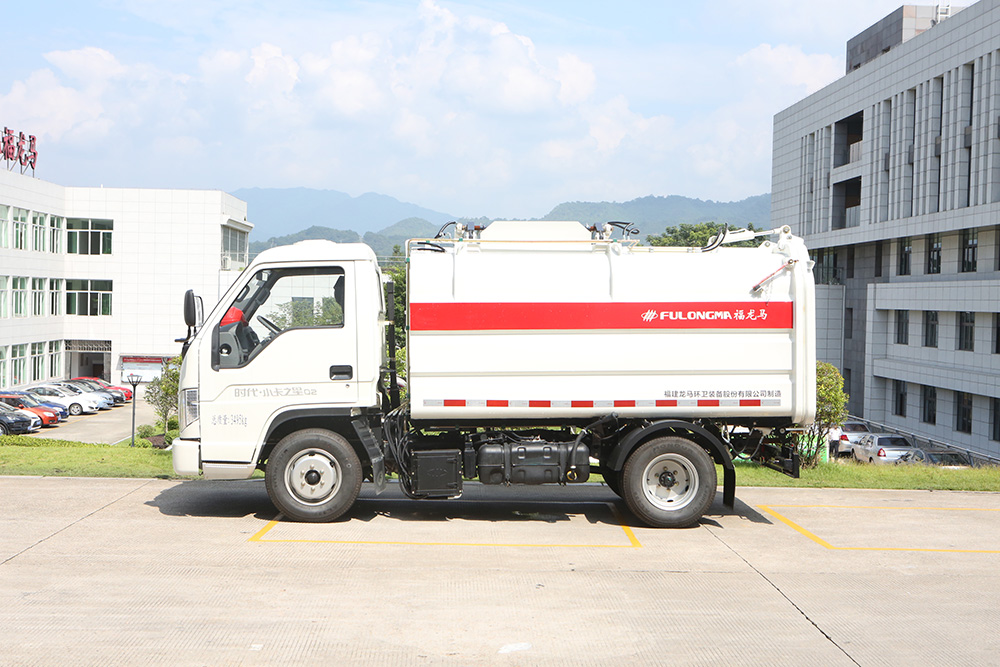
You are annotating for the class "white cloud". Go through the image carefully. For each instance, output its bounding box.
[735,43,841,95]
[246,43,299,94]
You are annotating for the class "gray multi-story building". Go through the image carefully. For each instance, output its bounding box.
[772,2,1000,457]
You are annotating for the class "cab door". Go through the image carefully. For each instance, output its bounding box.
[199,263,358,464]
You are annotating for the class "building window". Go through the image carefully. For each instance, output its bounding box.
[0,346,6,387]
[48,340,63,378]
[992,398,1000,442]
[11,344,27,385]
[845,307,853,339]
[66,279,113,316]
[955,391,973,434]
[31,278,45,316]
[12,208,28,250]
[874,241,884,277]
[30,342,45,382]
[957,312,975,351]
[31,212,46,252]
[67,218,114,255]
[48,216,64,253]
[895,310,909,345]
[0,204,8,248]
[49,279,63,316]
[897,237,911,275]
[893,380,907,417]
[846,246,855,279]
[921,385,937,424]
[0,275,7,318]
[222,226,249,270]
[12,276,28,317]
[960,229,977,273]
[923,311,938,348]
[925,233,941,274]
[994,313,1000,354]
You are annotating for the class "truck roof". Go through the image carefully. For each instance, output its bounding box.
[253,240,378,264]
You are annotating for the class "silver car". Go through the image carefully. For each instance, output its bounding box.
[852,433,916,464]
[829,421,872,457]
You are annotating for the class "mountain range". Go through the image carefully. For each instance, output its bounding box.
[236,187,772,256]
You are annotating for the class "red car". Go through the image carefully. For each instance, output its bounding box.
[72,376,133,401]
[0,394,61,427]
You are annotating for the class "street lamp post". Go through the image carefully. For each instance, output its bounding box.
[126,373,141,447]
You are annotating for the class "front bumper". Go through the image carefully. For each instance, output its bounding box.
[172,438,202,476]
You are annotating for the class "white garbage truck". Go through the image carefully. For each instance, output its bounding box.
[173,220,815,527]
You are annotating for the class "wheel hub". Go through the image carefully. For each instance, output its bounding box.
[285,449,342,504]
[642,453,699,510]
[658,470,677,488]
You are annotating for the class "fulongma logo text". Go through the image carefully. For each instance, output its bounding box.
[640,308,769,322]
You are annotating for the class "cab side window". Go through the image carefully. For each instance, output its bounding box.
[216,266,345,369]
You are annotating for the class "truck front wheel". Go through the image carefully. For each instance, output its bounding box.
[265,429,362,522]
[622,436,716,528]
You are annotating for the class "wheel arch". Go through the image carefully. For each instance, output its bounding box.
[258,408,364,469]
[607,420,735,508]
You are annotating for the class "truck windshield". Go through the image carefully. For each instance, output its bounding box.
[217,266,346,368]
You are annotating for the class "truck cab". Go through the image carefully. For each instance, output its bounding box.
[172,241,386,480]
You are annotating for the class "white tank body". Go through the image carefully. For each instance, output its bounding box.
[406,221,816,425]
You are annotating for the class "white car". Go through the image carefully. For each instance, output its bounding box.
[27,385,101,416]
[50,381,114,410]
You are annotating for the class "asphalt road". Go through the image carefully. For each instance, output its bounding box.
[2,477,999,665]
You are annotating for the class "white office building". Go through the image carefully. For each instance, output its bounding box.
[0,165,251,387]
[772,2,1000,457]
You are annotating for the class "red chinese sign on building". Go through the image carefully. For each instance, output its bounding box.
[3,127,38,175]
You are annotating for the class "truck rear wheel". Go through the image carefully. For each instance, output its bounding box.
[622,436,716,528]
[265,429,362,522]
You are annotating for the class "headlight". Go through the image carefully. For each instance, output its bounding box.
[180,388,200,431]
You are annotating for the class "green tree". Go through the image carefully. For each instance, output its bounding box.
[144,357,181,436]
[646,222,764,248]
[800,361,849,468]
[269,297,344,329]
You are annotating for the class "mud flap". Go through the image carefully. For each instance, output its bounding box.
[351,417,387,494]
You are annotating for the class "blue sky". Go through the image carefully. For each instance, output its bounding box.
[3,0,914,218]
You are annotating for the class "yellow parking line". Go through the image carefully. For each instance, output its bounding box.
[758,504,1000,553]
[249,503,642,548]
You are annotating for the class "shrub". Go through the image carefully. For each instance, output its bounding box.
[165,429,180,446]
[136,424,156,439]
[167,416,179,431]
[133,438,153,448]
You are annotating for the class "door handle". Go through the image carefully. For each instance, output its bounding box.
[330,365,353,380]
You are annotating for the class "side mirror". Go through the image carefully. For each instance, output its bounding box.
[183,289,197,327]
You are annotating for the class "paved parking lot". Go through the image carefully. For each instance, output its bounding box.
[2,476,999,665]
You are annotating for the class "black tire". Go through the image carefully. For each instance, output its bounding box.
[69,403,83,416]
[265,428,362,522]
[621,436,716,528]
[0,422,8,436]
[600,466,623,498]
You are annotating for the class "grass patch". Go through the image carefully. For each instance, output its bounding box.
[727,459,1000,492]
[3,436,998,491]
[0,435,181,479]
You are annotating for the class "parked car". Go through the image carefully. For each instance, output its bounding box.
[48,382,114,410]
[4,391,69,420]
[829,421,872,457]
[61,379,124,405]
[897,448,972,468]
[0,394,60,427]
[26,385,102,416]
[0,402,35,435]
[853,433,917,464]
[72,376,132,401]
